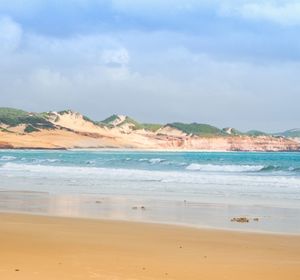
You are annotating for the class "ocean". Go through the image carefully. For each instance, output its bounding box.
[0,150,300,233]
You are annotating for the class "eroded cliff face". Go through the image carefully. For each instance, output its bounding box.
[0,141,13,149]
[153,135,300,151]
[1,127,299,151]
[291,137,300,144]
[0,111,299,151]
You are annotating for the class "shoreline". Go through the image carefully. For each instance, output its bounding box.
[1,212,300,280]
[1,209,300,237]
[1,189,299,236]
[1,207,300,237]
[1,147,300,152]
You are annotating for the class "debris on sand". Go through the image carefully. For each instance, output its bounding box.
[253,218,259,222]
[230,217,249,223]
[132,206,146,210]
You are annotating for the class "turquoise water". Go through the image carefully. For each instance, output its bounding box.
[0,150,300,233]
[1,150,300,173]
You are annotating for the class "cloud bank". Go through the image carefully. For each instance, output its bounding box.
[0,1,299,131]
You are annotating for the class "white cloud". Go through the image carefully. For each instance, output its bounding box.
[0,15,299,130]
[30,68,70,88]
[111,0,300,27]
[0,16,22,53]
[2,1,300,27]
[102,48,130,66]
[219,1,300,26]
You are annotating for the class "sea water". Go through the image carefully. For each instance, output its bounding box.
[0,150,299,233]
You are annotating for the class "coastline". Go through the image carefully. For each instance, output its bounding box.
[1,212,299,280]
[1,147,300,152]
[1,190,300,235]
[1,207,300,237]
[70,147,300,153]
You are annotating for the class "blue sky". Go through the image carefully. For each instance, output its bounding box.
[0,0,299,131]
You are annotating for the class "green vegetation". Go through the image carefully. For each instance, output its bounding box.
[24,125,40,133]
[277,129,300,138]
[118,117,162,132]
[22,116,54,128]
[56,110,97,125]
[140,123,162,132]
[0,107,55,130]
[4,107,296,139]
[82,115,97,125]
[100,115,162,132]
[168,122,225,136]
[0,127,13,133]
[0,108,28,126]
[222,127,244,135]
[57,110,72,115]
[101,114,120,124]
[98,114,121,128]
[37,112,51,119]
[246,130,268,136]
[118,116,142,129]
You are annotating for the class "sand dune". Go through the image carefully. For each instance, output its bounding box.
[1,110,299,151]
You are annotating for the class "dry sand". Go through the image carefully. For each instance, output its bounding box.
[0,213,299,280]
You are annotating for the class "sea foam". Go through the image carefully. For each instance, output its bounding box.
[186,163,264,172]
[0,156,17,161]
[1,162,300,189]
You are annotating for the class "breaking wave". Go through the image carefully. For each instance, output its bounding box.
[0,156,17,161]
[186,163,300,173]
[138,158,166,164]
[186,163,264,172]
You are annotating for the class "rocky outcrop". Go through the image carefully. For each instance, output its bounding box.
[0,141,13,149]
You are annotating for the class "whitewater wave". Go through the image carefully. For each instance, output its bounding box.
[186,163,264,172]
[259,165,282,172]
[0,156,17,161]
[1,162,300,204]
[149,158,165,164]
[138,158,165,164]
[288,167,300,172]
[0,163,167,183]
[1,162,300,186]
[36,159,60,163]
[185,163,300,173]
[19,158,60,163]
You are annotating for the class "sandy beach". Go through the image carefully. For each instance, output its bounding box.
[0,213,299,280]
[1,1,300,279]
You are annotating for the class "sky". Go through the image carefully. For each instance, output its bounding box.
[0,0,299,132]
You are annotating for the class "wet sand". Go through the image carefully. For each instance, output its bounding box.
[1,190,300,234]
[0,213,299,280]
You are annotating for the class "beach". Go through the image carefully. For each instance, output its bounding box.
[1,1,300,279]
[1,150,300,279]
[1,212,300,280]
[1,150,300,234]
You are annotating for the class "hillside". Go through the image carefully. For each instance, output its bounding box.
[276,129,300,138]
[245,130,268,136]
[0,107,55,133]
[274,129,300,144]
[166,123,225,136]
[0,107,299,151]
[222,128,243,136]
[101,115,162,132]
